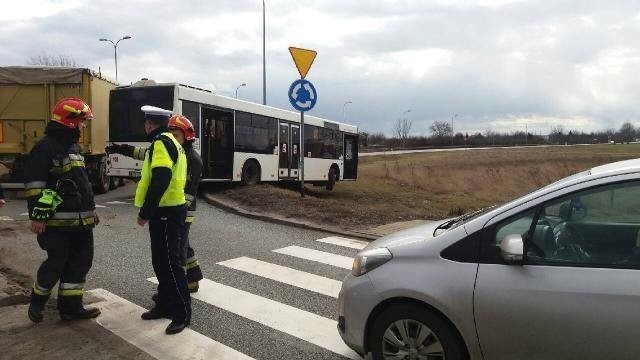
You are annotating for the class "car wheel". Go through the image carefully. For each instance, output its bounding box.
[241,160,260,186]
[370,303,467,360]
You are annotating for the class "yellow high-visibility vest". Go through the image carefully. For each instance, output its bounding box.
[134,132,187,208]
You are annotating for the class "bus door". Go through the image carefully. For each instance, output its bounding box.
[290,125,300,179]
[343,134,358,179]
[279,122,300,179]
[202,107,234,179]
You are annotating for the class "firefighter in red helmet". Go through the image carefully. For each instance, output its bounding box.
[167,115,203,291]
[25,98,101,323]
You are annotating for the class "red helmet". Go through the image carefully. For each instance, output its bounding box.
[168,115,196,141]
[51,98,93,128]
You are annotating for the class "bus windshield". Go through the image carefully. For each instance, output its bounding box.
[109,86,174,142]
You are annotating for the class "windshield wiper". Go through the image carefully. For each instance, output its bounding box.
[433,207,490,236]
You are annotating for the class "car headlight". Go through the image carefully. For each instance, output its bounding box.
[352,247,393,277]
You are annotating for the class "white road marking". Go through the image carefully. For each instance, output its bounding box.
[316,236,368,250]
[105,201,129,205]
[19,212,29,216]
[217,257,342,298]
[95,204,107,208]
[273,246,353,270]
[0,216,14,221]
[147,278,359,359]
[87,289,254,360]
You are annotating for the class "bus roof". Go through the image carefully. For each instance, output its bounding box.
[116,82,358,134]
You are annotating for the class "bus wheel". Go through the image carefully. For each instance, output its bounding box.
[326,166,338,191]
[241,160,260,186]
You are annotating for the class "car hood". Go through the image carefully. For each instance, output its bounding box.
[363,220,448,250]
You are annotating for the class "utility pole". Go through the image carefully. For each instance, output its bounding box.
[262,0,266,105]
[451,114,458,146]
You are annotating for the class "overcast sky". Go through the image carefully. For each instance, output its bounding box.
[3,0,640,135]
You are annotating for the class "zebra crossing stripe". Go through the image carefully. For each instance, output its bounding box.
[217,256,342,298]
[147,277,360,359]
[316,236,368,250]
[87,288,254,360]
[272,246,353,270]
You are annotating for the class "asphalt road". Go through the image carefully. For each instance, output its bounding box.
[6,183,363,360]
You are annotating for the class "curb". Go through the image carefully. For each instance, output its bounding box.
[202,193,378,241]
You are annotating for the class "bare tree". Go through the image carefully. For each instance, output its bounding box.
[429,121,452,139]
[550,126,565,144]
[393,117,412,148]
[618,122,636,144]
[27,54,79,67]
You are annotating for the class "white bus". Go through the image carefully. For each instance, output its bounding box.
[107,82,358,189]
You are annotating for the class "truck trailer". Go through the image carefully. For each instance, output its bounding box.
[0,66,117,193]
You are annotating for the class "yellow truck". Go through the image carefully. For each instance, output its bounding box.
[0,66,118,193]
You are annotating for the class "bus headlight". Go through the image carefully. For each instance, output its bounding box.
[352,248,393,277]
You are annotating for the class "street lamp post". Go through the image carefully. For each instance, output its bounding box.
[235,83,247,99]
[342,101,352,121]
[451,113,458,146]
[99,35,132,82]
[262,0,266,105]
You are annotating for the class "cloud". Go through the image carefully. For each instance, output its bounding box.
[1,0,640,135]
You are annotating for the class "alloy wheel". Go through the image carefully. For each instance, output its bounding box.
[381,319,445,360]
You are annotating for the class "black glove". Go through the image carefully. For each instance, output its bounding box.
[105,144,135,157]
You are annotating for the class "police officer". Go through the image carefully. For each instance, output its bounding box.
[24,98,101,323]
[106,115,203,292]
[133,106,190,335]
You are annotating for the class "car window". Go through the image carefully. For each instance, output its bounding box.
[527,181,640,268]
[494,209,536,245]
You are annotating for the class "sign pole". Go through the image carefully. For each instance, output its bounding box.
[300,110,305,197]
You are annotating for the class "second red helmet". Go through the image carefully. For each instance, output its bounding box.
[51,98,94,129]
[168,115,196,141]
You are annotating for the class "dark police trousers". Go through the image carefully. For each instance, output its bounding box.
[149,205,191,322]
[34,229,93,312]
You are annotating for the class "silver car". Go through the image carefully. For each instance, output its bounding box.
[338,158,640,360]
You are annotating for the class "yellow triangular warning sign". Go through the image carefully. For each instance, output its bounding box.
[289,47,317,79]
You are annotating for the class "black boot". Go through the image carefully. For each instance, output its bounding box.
[151,293,159,302]
[165,318,190,335]
[28,290,49,323]
[28,302,45,323]
[60,306,101,321]
[141,307,171,320]
[187,281,199,293]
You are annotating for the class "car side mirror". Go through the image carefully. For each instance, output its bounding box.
[500,234,524,264]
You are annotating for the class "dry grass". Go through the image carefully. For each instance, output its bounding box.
[212,144,640,230]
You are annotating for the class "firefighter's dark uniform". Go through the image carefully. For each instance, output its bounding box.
[135,126,190,328]
[107,142,203,289]
[183,143,204,289]
[24,121,98,319]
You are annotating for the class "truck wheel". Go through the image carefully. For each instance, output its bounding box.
[95,161,110,194]
[109,176,118,190]
[241,160,260,186]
